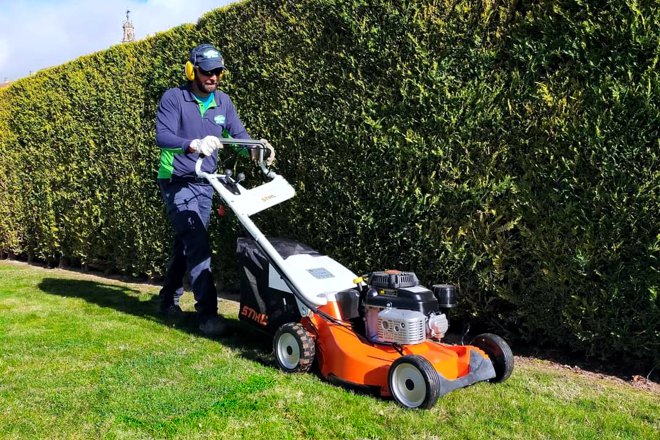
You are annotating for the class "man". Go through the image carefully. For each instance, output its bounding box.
[155,43,273,336]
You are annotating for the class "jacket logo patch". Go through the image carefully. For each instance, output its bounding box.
[214,115,226,125]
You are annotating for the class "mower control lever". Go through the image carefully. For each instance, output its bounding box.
[220,176,240,195]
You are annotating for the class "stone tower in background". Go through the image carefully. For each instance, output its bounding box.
[122,10,135,43]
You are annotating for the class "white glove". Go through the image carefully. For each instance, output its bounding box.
[189,139,202,154]
[189,136,223,156]
[199,136,223,156]
[261,139,275,166]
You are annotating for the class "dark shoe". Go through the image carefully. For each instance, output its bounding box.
[160,304,183,318]
[199,316,228,337]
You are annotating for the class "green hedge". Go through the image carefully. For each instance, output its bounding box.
[0,0,657,369]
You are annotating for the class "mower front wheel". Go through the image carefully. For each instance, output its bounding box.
[388,355,441,409]
[273,322,316,373]
[470,333,514,383]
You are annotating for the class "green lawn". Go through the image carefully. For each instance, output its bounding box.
[0,260,658,439]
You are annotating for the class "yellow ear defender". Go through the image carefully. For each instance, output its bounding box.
[185,61,228,81]
[185,61,195,81]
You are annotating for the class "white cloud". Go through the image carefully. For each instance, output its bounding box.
[0,0,236,81]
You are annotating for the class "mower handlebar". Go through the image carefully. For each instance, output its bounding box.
[194,138,276,179]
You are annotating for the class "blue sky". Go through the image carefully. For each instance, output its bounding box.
[0,0,237,82]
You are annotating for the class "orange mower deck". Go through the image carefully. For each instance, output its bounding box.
[305,300,497,398]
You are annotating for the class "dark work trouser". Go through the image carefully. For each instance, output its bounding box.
[159,179,218,321]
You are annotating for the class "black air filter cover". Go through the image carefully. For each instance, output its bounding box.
[368,271,419,289]
[364,285,439,315]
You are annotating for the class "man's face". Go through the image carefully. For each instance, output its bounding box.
[194,67,222,94]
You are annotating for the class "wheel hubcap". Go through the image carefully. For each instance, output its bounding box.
[277,333,300,370]
[391,363,426,407]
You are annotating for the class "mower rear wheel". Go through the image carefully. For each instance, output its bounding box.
[388,355,441,409]
[273,322,315,373]
[470,333,514,383]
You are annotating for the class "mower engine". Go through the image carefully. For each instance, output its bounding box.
[363,271,454,345]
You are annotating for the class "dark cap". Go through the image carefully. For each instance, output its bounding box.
[189,44,224,71]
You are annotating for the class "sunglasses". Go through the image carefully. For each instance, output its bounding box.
[197,67,225,77]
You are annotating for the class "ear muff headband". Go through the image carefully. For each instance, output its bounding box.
[185,61,195,81]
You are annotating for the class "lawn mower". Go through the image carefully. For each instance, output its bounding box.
[196,140,514,409]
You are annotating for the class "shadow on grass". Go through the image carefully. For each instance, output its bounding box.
[38,277,275,367]
[39,277,159,319]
